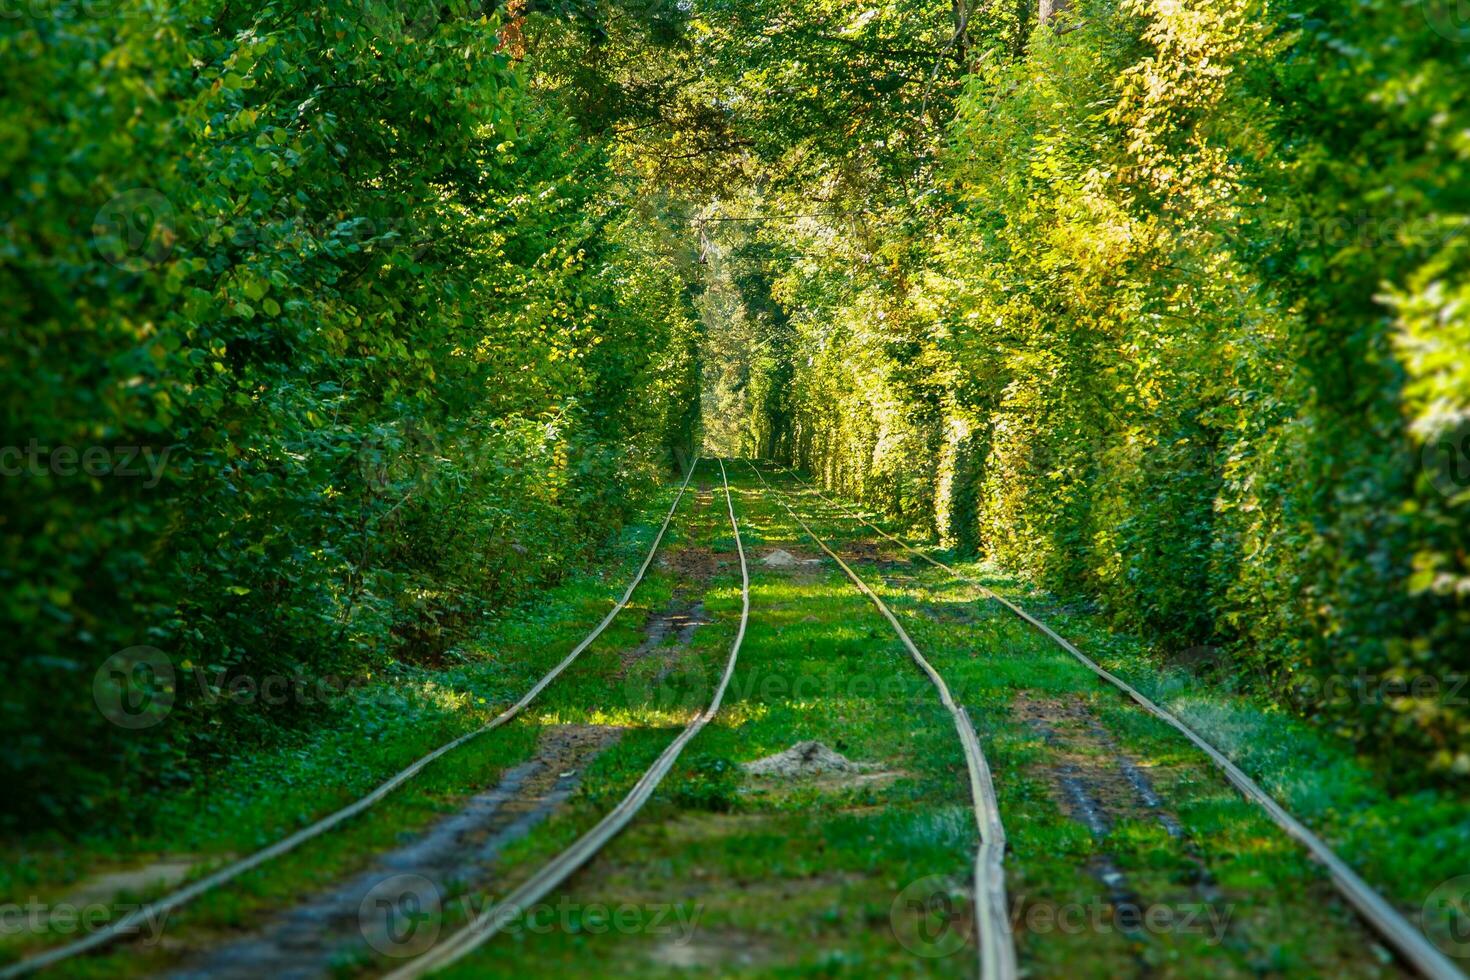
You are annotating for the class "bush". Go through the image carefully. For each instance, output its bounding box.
[0,0,701,827]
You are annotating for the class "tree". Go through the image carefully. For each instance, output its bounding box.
[1039,0,1070,26]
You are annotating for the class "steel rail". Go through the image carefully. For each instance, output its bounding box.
[383,457,750,979]
[746,461,1018,980]
[1,459,702,979]
[773,462,1465,980]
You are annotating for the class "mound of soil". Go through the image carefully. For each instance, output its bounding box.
[741,741,875,777]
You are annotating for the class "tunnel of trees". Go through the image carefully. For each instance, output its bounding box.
[3,0,1468,826]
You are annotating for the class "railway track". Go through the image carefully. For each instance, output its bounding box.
[384,457,750,978]
[768,462,1465,980]
[746,461,1019,980]
[2,459,704,979]
[18,459,1448,978]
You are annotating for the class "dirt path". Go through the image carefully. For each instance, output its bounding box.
[1013,692,1204,975]
[52,465,1432,980]
[168,724,621,979]
[807,475,1415,978]
[162,475,737,979]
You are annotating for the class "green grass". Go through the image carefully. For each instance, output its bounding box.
[788,472,1470,975]
[443,474,981,978]
[10,463,1465,977]
[0,468,711,974]
[451,466,1451,977]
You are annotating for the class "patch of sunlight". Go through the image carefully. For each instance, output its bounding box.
[375,677,479,714]
[720,700,771,726]
[585,704,703,729]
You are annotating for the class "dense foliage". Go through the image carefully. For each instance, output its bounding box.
[6,0,1467,826]
[1,0,700,824]
[701,0,1470,782]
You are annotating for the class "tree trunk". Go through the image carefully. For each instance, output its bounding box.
[1039,0,1071,25]
[952,0,969,62]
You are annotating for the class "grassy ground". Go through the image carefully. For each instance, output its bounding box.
[6,461,1465,977]
[779,466,1469,974]
[447,463,1447,978]
[445,467,979,979]
[0,465,711,974]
